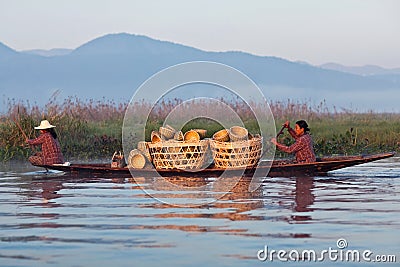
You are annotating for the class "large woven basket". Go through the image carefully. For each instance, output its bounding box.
[128,149,147,169]
[210,137,263,168]
[148,140,209,170]
[229,126,248,142]
[213,129,230,142]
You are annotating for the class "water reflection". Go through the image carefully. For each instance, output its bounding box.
[18,179,64,204]
[35,180,64,203]
[1,159,399,267]
[134,176,265,221]
[16,174,317,227]
[291,177,315,223]
[294,177,315,212]
[212,177,264,216]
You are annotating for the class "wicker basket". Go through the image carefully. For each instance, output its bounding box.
[128,149,147,169]
[137,141,147,151]
[174,131,184,141]
[229,126,248,142]
[148,140,209,170]
[193,129,207,139]
[151,131,163,143]
[165,124,175,132]
[213,129,230,142]
[210,137,263,168]
[184,130,200,142]
[160,126,175,140]
[137,141,151,161]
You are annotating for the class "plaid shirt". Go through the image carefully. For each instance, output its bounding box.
[28,132,64,165]
[275,128,316,163]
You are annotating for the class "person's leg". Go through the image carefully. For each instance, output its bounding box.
[29,155,44,165]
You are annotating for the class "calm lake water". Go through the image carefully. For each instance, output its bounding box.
[0,158,399,267]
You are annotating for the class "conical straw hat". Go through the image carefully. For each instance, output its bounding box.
[34,120,56,130]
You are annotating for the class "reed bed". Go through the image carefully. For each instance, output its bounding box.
[0,96,399,162]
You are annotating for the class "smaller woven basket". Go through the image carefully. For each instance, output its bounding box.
[137,141,147,151]
[151,131,163,143]
[213,129,230,142]
[160,126,175,140]
[193,129,207,139]
[137,141,151,161]
[229,126,248,142]
[165,124,175,132]
[174,131,184,141]
[184,130,200,142]
[128,149,147,169]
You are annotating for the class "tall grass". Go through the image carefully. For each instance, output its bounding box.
[0,96,399,162]
[0,96,125,161]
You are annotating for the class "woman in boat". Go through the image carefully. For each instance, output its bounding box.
[271,120,316,163]
[26,120,64,165]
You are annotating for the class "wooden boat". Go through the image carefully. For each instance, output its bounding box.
[33,152,395,178]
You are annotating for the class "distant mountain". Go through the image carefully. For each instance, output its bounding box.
[0,33,399,112]
[319,62,400,76]
[319,63,400,90]
[0,42,18,56]
[22,48,73,57]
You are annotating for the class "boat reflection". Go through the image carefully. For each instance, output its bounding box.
[14,173,316,238]
[212,177,264,214]
[15,179,64,224]
[132,176,265,220]
[125,175,315,238]
[21,180,64,204]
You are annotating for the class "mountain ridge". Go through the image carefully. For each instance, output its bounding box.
[22,48,73,57]
[0,33,399,111]
[319,62,400,76]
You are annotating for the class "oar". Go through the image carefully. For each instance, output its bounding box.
[12,119,37,153]
[276,125,286,138]
[248,124,287,177]
[13,119,29,140]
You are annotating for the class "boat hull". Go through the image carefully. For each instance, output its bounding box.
[34,152,395,178]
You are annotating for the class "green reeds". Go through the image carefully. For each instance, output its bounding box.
[0,97,399,162]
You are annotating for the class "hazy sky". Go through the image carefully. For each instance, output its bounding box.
[1,0,399,68]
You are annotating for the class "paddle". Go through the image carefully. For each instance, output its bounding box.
[12,119,37,153]
[276,125,286,138]
[13,119,29,140]
[248,124,287,179]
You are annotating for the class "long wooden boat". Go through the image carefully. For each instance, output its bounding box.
[33,152,395,178]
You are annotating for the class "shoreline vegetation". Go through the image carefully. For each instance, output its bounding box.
[1,96,399,162]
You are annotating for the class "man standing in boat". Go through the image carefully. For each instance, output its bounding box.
[271,120,316,163]
[26,120,64,165]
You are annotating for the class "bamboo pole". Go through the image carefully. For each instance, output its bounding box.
[12,119,37,152]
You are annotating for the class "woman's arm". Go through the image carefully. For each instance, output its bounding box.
[27,134,46,146]
[275,137,305,154]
